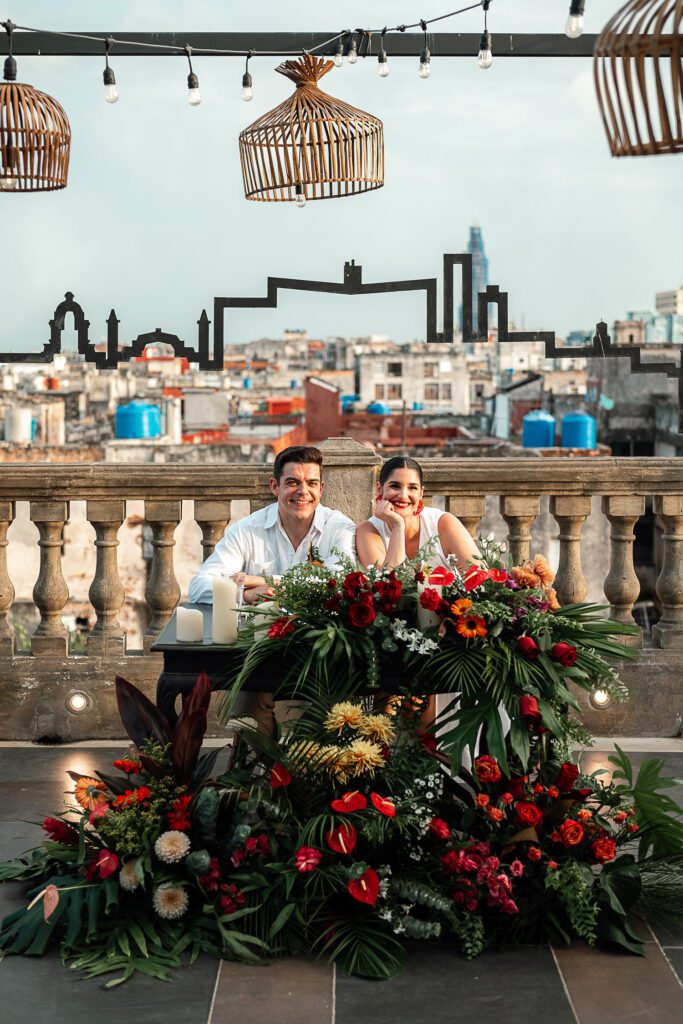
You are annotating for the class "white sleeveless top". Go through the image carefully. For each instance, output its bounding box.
[367,505,451,569]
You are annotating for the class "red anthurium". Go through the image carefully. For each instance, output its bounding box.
[331,791,367,813]
[326,823,357,855]
[271,763,292,789]
[488,568,508,583]
[464,566,491,592]
[348,868,380,907]
[428,567,455,587]
[370,792,396,817]
[85,848,119,881]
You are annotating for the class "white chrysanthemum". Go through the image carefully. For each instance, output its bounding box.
[154,830,191,864]
[152,884,189,920]
[119,859,140,893]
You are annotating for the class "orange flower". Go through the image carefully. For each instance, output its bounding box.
[487,806,505,822]
[510,566,541,589]
[532,554,555,588]
[577,809,592,821]
[546,587,561,611]
[450,598,473,616]
[476,793,490,807]
[74,776,108,810]
[455,615,487,639]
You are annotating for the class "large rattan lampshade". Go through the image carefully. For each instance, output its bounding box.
[239,54,384,202]
[594,0,683,156]
[1,24,71,191]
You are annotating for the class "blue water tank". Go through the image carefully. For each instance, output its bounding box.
[115,401,162,439]
[243,377,252,389]
[367,401,391,415]
[290,379,298,389]
[522,409,556,448]
[561,411,596,450]
[412,401,426,412]
[341,394,359,413]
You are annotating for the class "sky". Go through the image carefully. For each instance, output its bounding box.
[1,1,681,356]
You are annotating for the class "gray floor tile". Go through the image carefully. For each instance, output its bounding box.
[335,944,575,1024]
[663,947,683,986]
[211,958,333,1024]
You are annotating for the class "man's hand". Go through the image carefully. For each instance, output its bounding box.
[231,573,267,590]
[243,584,275,605]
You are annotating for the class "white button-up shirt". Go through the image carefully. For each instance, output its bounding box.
[188,502,356,604]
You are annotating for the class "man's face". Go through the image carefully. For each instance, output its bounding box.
[269,462,324,523]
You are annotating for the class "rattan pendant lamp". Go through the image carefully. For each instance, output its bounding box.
[239,54,384,203]
[0,20,71,191]
[594,0,683,156]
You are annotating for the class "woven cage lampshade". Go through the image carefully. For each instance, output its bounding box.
[239,54,384,202]
[594,0,683,156]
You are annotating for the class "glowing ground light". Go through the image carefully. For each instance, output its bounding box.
[66,691,89,713]
[590,688,611,709]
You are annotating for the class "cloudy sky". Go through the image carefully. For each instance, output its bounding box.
[1,1,680,355]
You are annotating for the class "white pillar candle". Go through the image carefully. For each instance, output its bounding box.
[212,576,239,644]
[251,600,277,639]
[417,582,442,631]
[176,606,204,643]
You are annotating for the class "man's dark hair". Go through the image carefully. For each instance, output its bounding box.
[273,445,323,481]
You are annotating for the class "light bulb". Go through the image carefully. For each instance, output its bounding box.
[0,176,17,191]
[103,65,118,104]
[187,71,201,106]
[333,43,344,67]
[419,48,431,79]
[378,52,389,77]
[565,14,584,39]
[347,42,358,65]
[477,32,492,70]
[241,72,253,102]
[295,184,307,208]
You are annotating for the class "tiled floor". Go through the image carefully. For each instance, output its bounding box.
[1,742,682,1024]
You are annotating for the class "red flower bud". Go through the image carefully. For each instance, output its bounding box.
[517,637,540,660]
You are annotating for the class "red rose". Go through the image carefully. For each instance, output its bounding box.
[348,601,376,628]
[556,762,580,793]
[374,574,402,603]
[474,755,502,785]
[429,817,451,840]
[42,816,79,845]
[464,566,491,591]
[419,587,443,612]
[519,695,542,722]
[550,642,577,668]
[527,846,542,861]
[514,802,543,829]
[327,579,337,589]
[270,763,292,788]
[506,775,529,799]
[517,637,540,660]
[558,819,586,847]
[343,571,368,598]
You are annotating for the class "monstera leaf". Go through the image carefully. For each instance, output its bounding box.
[115,676,172,748]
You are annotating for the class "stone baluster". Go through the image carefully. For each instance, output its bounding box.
[87,500,126,655]
[652,495,683,648]
[30,501,70,656]
[446,496,486,539]
[602,495,644,645]
[194,500,231,561]
[549,496,590,606]
[0,501,15,656]
[500,496,540,565]
[143,500,181,653]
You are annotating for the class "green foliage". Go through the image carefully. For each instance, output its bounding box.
[544,861,599,945]
[317,919,407,979]
[449,912,486,959]
[608,745,683,858]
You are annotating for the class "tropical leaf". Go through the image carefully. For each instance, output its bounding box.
[171,708,209,786]
[115,676,172,747]
[316,918,406,979]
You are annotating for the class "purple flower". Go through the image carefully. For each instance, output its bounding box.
[505,579,520,591]
[526,596,549,612]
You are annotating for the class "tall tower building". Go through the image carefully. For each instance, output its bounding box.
[459,224,490,335]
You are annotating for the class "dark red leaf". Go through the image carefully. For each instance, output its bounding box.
[171,708,208,785]
[115,676,172,748]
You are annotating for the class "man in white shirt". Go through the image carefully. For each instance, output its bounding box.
[188,445,356,605]
[188,445,356,733]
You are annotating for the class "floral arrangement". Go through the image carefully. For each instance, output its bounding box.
[2,676,683,986]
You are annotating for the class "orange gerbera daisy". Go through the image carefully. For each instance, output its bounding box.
[532,554,555,588]
[450,598,473,616]
[546,587,560,611]
[510,566,541,589]
[73,776,108,810]
[455,614,488,639]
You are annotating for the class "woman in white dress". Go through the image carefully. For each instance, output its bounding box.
[356,456,480,571]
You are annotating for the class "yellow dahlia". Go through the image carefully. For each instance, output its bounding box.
[346,739,386,777]
[358,714,396,745]
[324,702,364,733]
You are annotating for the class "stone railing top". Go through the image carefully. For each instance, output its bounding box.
[0,455,682,501]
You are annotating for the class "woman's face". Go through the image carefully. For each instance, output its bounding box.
[377,467,423,517]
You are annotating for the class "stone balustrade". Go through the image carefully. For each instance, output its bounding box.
[0,438,682,740]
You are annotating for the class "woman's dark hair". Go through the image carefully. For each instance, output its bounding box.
[379,456,424,487]
[273,445,323,481]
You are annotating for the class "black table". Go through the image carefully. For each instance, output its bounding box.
[151,604,279,724]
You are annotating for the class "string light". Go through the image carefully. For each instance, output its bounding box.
[565,0,585,40]
[378,28,389,77]
[477,2,492,69]
[1,23,18,189]
[295,183,307,208]
[103,37,118,104]
[418,20,431,78]
[185,46,201,105]
[333,39,344,67]
[241,53,253,102]
[347,34,358,64]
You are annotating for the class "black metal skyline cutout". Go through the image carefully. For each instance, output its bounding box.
[3,254,682,428]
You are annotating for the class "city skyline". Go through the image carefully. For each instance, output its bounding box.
[1,1,681,354]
